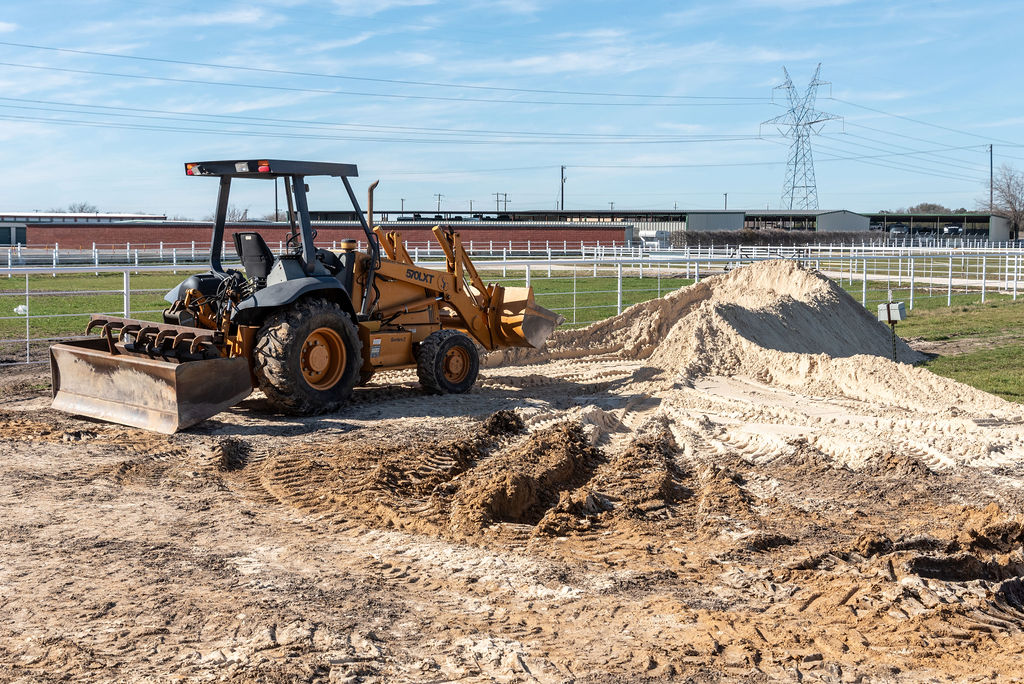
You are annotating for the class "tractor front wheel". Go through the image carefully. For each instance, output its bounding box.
[253,298,362,414]
[416,330,480,394]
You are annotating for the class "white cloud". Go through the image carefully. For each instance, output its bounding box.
[448,40,818,78]
[80,8,283,34]
[741,0,859,9]
[0,21,17,33]
[482,0,541,14]
[163,8,281,27]
[299,32,379,52]
[832,88,917,102]
[330,0,436,17]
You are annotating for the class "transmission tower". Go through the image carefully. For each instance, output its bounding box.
[762,64,840,210]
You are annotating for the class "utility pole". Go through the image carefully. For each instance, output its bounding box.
[494,192,502,211]
[502,193,509,211]
[469,199,473,212]
[434,193,444,212]
[609,201,614,211]
[560,165,566,211]
[990,144,994,211]
[723,193,728,210]
[400,198,405,216]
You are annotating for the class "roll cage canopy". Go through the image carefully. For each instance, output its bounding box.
[184,158,378,317]
[185,159,358,178]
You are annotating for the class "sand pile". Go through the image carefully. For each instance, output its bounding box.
[490,260,1013,414]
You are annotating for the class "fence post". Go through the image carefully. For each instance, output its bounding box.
[24,275,30,362]
[6,249,10,278]
[861,258,867,307]
[191,240,195,260]
[981,255,987,303]
[947,255,953,306]
[695,260,700,283]
[1015,255,1019,301]
[126,241,131,263]
[123,270,131,317]
[94,248,99,276]
[572,267,577,325]
[909,257,915,310]
[502,248,507,277]
[547,247,551,277]
[616,262,623,315]
[172,248,177,274]
[159,241,164,260]
[525,263,531,290]
[51,246,57,278]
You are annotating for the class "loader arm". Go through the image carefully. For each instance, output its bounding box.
[369,226,562,350]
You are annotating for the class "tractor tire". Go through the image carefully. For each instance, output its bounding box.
[253,298,362,415]
[416,330,480,395]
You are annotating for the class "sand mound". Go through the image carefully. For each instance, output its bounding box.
[492,260,922,367]
[488,260,1012,414]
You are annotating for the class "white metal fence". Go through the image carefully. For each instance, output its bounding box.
[3,245,1023,366]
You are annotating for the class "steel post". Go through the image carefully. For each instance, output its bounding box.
[123,270,131,318]
[616,262,622,315]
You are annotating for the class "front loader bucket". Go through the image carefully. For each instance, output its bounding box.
[497,287,565,349]
[50,339,252,434]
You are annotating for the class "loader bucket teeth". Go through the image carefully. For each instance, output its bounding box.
[172,331,196,348]
[154,328,176,348]
[118,324,141,343]
[86,319,109,335]
[189,335,215,355]
[50,315,252,434]
[137,326,160,347]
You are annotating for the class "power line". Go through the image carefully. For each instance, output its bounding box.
[0,40,771,102]
[0,96,772,142]
[824,131,988,172]
[0,110,772,145]
[0,60,768,108]
[829,97,1021,146]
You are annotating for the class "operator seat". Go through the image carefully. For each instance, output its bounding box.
[233,232,275,282]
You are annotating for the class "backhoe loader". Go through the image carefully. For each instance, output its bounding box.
[49,159,562,433]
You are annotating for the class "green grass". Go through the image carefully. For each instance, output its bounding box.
[891,299,1024,341]
[923,345,1024,403]
[0,271,187,340]
[4,265,1024,404]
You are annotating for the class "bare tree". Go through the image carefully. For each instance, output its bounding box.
[988,164,1024,240]
[48,202,99,213]
[906,202,950,213]
[204,204,249,221]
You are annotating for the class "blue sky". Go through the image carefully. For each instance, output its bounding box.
[0,0,1020,218]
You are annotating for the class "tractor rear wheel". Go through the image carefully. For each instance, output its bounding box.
[416,330,480,394]
[253,298,362,414]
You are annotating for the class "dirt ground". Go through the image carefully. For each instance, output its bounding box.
[4,261,1024,683]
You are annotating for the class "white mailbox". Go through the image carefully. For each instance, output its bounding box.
[877,302,906,323]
